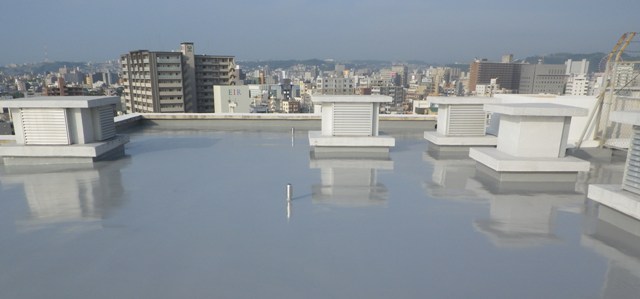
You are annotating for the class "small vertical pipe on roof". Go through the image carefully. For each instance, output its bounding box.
[286,183,293,201]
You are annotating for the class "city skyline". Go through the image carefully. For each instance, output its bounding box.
[1,0,637,66]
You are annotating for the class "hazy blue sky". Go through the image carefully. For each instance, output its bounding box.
[1,0,638,65]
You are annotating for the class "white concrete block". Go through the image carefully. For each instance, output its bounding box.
[311,95,392,103]
[0,135,128,158]
[492,95,599,148]
[469,147,590,173]
[486,103,585,158]
[309,131,395,147]
[428,96,501,105]
[589,184,640,221]
[484,103,587,117]
[496,115,567,157]
[424,132,497,146]
[0,96,120,109]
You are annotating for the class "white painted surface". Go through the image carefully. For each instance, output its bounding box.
[589,184,640,220]
[321,104,333,135]
[332,102,374,136]
[7,97,118,146]
[485,103,587,117]
[469,147,590,172]
[0,135,128,158]
[438,104,488,136]
[436,105,449,136]
[445,104,486,136]
[424,132,497,146]
[497,115,568,158]
[492,95,598,147]
[428,96,500,105]
[0,96,120,108]
[308,131,395,147]
[431,97,494,141]
[18,108,70,145]
[314,96,386,138]
[311,95,392,103]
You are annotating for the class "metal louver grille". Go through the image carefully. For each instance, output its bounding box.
[623,126,640,195]
[20,108,70,145]
[447,104,486,136]
[333,103,372,136]
[96,106,116,141]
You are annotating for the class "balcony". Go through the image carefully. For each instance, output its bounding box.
[159,91,184,97]
[157,66,181,72]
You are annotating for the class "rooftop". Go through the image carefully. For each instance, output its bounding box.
[0,117,638,298]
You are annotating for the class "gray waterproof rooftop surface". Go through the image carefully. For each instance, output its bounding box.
[0,124,638,299]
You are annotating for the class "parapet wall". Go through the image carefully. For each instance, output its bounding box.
[115,113,436,134]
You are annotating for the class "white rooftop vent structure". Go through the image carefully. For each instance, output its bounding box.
[589,110,640,220]
[0,96,129,164]
[309,95,395,152]
[424,96,499,147]
[469,103,590,181]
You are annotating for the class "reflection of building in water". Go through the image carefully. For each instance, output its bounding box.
[0,160,127,228]
[582,205,640,299]
[310,154,393,207]
[422,151,481,201]
[470,174,583,248]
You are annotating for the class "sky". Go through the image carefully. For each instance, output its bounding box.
[1,0,638,65]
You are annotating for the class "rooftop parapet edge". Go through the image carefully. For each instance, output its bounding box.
[311,95,392,103]
[484,103,587,117]
[0,96,121,108]
[428,96,501,105]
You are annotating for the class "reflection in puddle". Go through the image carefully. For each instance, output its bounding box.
[583,204,640,299]
[422,151,481,201]
[0,159,129,230]
[309,151,393,207]
[470,171,583,248]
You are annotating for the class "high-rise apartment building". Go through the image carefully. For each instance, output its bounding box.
[120,42,235,113]
[392,65,409,88]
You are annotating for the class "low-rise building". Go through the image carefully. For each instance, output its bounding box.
[213,85,250,113]
[281,100,300,113]
[315,77,355,95]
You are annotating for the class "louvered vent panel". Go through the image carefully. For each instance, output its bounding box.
[333,103,372,136]
[447,104,486,136]
[20,108,70,145]
[623,126,640,195]
[95,106,116,141]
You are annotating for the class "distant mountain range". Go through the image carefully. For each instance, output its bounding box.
[3,52,638,76]
[237,52,636,73]
[1,61,117,76]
